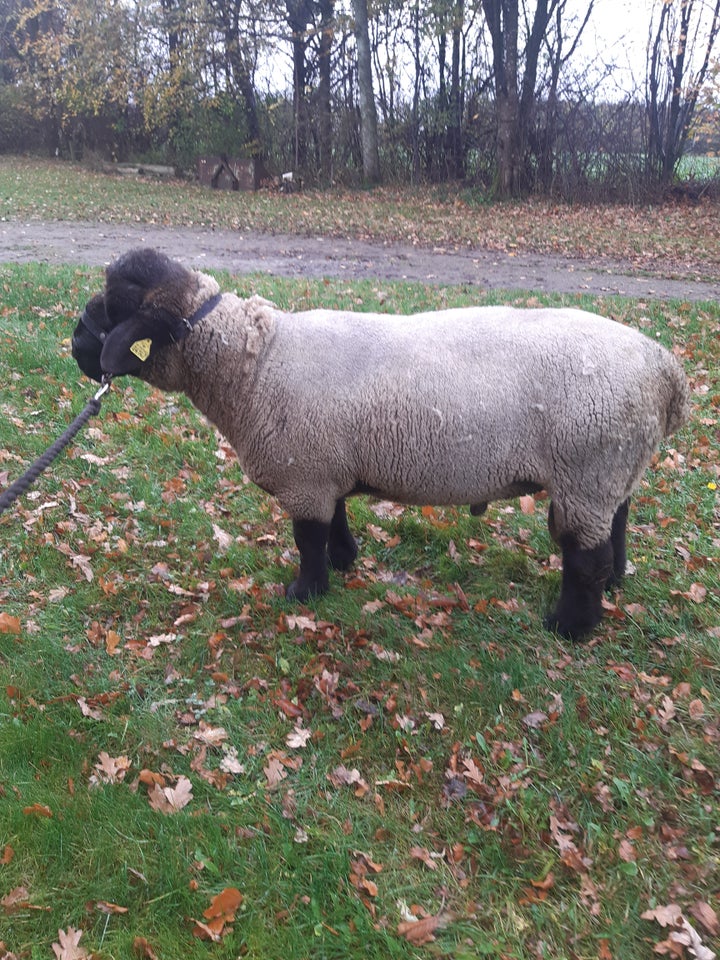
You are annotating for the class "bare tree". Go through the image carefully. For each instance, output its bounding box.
[646,0,720,185]
[479,0,594,197]
[351,0,381,182]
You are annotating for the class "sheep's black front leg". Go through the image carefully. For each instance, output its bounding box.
[328,498,358,571]
[606,498,629,590]
[286,519,330,601]
[545,534,613,641]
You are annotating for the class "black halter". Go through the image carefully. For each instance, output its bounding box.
[80,293,223,347]
[79,305,108,344]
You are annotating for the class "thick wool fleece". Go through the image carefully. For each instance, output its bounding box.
[143,271,690,550]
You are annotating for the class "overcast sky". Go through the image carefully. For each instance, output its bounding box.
[580,0,654,94]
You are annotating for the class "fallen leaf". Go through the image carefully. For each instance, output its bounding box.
[0,613,21,634]
[51,927,89,960]
[522,710,549,729]
[193,721,229,747]
[327,765,369,794]
[1,886,31,913]
[70,553,94,582]
[94,900,128,914]
[132,936,159,959]
[104,629,121,655]
[22,803,53,818]
[264,754,289,788]
[641,903,683,927]
[424,711,445,730]
[409,845,438,870]
[77,697,104,721]
[147,776,193,814]
[192,887,243,941]
[212,523,233,552]
[397,912,448,945]
[219,748,245,775]
[690,901,720,937]
[204,886,243,920]
[286,723,312,748]
[90,751,131,786]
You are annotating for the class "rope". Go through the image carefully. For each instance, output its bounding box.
[0,380,111,516]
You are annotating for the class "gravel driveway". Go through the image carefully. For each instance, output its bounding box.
[2,218,718,301]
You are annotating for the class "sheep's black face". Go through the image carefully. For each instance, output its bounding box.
[72,294,113,383]
[72,247,194,382]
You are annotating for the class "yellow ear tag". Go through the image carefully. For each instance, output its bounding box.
[130,338,152,361]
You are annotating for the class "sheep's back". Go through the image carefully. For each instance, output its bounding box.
[252,305,686,512]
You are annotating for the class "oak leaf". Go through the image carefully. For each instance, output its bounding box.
[147,776,193,814]
[51,927,89,960]
[191,887,243,941]
[286,723,312,749]
[91,751,131,786]
[1,886,31,913]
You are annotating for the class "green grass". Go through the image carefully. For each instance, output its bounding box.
[1,264,719,959]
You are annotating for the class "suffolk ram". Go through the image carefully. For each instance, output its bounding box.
[72,248,690,640]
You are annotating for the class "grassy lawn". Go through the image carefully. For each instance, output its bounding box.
[0,261,718,960]
[0,158,719,958]
[2,156,720,280]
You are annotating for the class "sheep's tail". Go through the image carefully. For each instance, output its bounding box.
[661,352,692,437]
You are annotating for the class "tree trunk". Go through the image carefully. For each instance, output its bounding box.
[482,0,521,196]
[449,0,464,180]
[317,0,334,184]
[351,0,380,183]
[286,0,311,172]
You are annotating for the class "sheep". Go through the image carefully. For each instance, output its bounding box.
[71,247,690,641]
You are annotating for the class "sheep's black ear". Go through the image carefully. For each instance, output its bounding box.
[99,318,154,376]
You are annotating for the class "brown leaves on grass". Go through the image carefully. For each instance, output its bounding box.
[51,928,88,960]
[349,852,382,910]
[191,887,243,941]
[144,774,193,814]
[0,613,21,634]
[642,904,718,960]
[397,909,450,947]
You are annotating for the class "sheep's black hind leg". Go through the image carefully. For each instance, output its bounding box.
[328,498,358,571]
[544,534,614,641]
[605,498,629,590]
[286,519,330,601]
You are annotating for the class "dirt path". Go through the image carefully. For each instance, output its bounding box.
[2,218,718,301]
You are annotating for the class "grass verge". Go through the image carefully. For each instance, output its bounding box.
[0,264,718,959]
[1,156,720,280]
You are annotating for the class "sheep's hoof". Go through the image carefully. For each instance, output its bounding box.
[286,576,329,603]
[604,571,625,592]
[328,538,358,571]
[543,612,595,643]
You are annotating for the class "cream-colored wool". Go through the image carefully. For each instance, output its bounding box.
[141,270,690,551]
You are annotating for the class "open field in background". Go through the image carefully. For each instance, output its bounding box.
[2,157,720,282]
[0,260,718,959]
